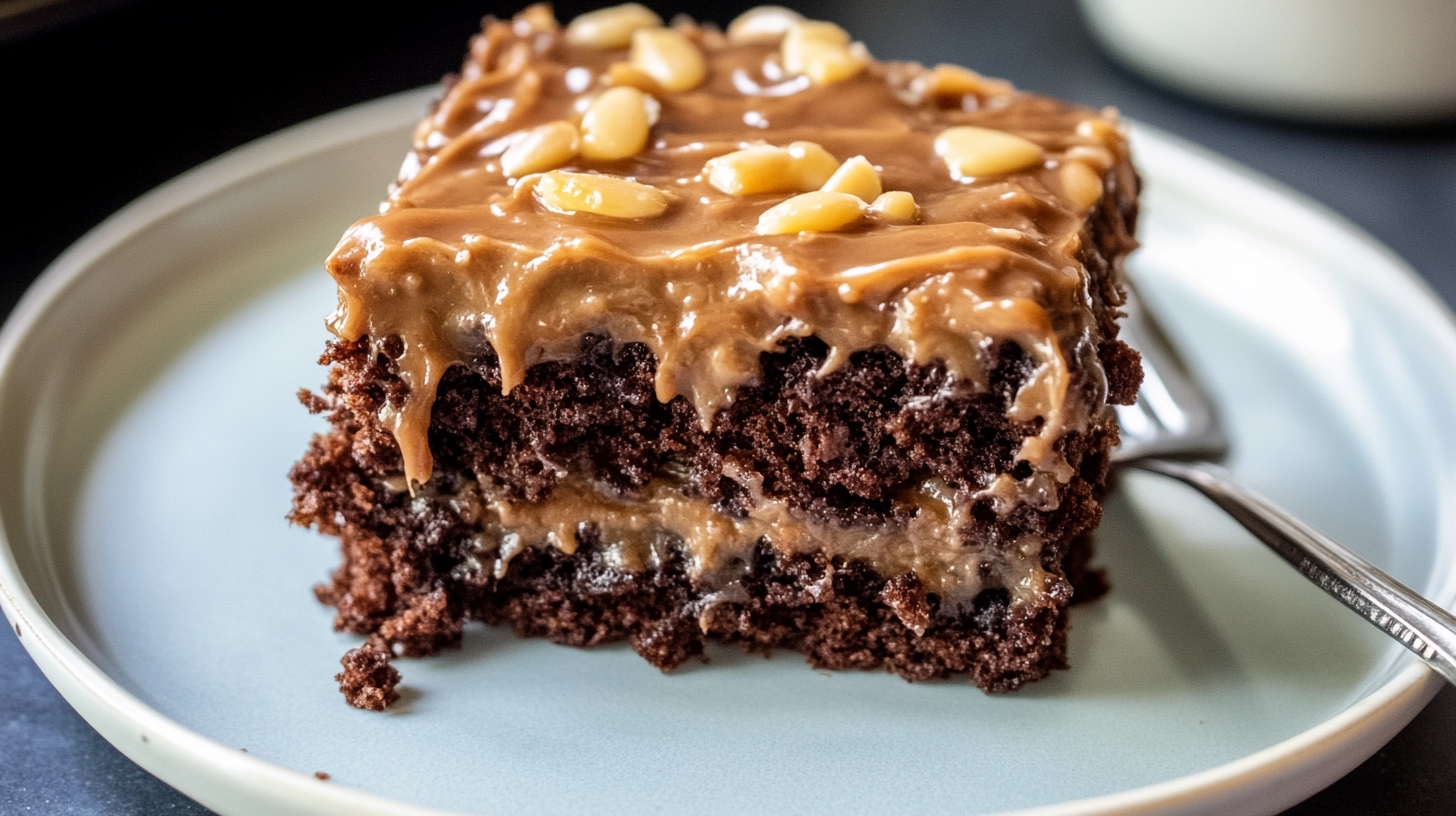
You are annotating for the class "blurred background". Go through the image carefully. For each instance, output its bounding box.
[1,0,1454,812]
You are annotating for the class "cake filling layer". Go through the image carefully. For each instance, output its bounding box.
[323,11,1136,488]
[418,474,1053,608]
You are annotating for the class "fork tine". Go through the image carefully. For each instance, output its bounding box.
[1113,285,1228,462]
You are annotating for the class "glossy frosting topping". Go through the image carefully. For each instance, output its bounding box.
[325,4,1132,488]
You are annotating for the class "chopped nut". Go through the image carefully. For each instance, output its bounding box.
[535,170,671,218]
[808,45,868,85]
[565,3,662,49]
[727,5,804,43]
[1064,144,1115,172]
[869,190,918,222]
[781,21,868,85]
[500,121,581,178]
[933,126,1044,180]
[630,28,707,92]
[820,155,882,202]
[705,141,840,196]
[783,19,850,52]
[756,190,866,235]
[1059,161,1104,209]
[580,86,655,161]
[606,61,659,91]
[513,4,560,34]
[910,63,1014,106]
[1076,117,1121,147]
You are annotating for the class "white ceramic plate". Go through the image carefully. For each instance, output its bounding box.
[2,89,1455,816]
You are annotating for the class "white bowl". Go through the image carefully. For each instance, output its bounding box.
[1080,0,1456,124]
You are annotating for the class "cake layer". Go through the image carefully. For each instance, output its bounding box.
[295,329,1129,601]
[323,522,1106,711]
[292,332,1117,703]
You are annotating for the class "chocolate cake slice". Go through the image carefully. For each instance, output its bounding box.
[289,3,1141,710]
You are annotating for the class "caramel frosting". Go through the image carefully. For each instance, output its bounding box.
[325,4,1134,493]
[423,473,1056,615]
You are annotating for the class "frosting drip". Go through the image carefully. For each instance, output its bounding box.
[325,8,1133,488]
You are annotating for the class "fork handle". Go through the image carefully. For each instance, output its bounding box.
[1132,457,1456,686]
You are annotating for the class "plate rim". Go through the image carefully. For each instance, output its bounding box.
[0,88,1448,816]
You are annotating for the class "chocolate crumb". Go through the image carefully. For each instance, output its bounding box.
[335,639,401,711]
[879,574,933,636]
[315,771,331,781]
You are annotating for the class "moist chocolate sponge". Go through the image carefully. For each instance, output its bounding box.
[290,324,1135,705]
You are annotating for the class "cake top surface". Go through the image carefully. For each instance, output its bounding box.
[325,4,1135,486]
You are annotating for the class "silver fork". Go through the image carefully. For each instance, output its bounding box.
[1113,287,1456,685]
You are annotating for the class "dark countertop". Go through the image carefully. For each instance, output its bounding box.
[2,1,1454,813]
